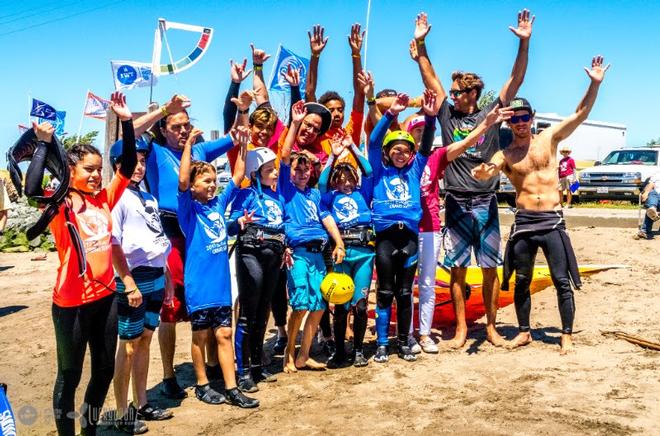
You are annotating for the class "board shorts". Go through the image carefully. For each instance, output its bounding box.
[161,235,189,323]
[332,245,375,308]
[116,267,166,340]
[443,191,502,268]
[287,246,327,312]
[558,176,573,191]
[190,306,232,331]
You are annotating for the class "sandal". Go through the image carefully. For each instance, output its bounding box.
[194,384,226,405]
[136,403,173,421]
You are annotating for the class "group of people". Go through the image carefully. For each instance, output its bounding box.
[17,9,612,436]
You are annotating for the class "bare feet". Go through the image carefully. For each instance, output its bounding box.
[507,331,533,349]
[283,346,297,373]
[486,325,507,347]
[295,357,326,370]
[560,334,574,355]
[446,327,468,349]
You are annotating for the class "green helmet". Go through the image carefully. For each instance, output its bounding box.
[383,130,415,152]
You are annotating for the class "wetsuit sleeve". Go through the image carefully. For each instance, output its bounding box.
[118,119,137,179]
[351,144,373,177]
[368,111,395,180]
[419,115,436,157]
[193,135,234,161]
[24,141,50,197]
[318,153,335,193]
[223,81,240,134]
[288,85,302,125]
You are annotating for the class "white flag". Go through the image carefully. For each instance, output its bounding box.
[110,60,157,91]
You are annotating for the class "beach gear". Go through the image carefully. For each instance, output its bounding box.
[382,130,415,152]
[0,384,16,436]
[109,137,150,166]
[320,272,355,304]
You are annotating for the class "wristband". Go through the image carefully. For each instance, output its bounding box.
[254,65,263,71]
[337,246,345,252]
[416,39,425,46]
[352,54,360,58]
[238,108,249,115]
[367,98,376,106]
[311,53,320,59]
[160,106,169,117]
[126,287,138,295]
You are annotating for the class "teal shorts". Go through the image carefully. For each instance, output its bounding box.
[333,245,375,307]
[287,247,327,312]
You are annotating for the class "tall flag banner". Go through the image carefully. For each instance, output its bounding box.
[267,45,310,93]
[111,60,157,91]
[30,98,57,121]
[83,92,110,120]
[39,111,66,136]
[18,124,29,134]
[151,18,213,76]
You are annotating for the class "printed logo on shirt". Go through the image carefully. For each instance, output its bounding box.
[263,198,283,226]
[334,196,359,223]
[420,165,432,196]
[304,199,319,223]
[384,177,410,201]
[138,198,166,237]
[452,126,485,158]
[77,209,110,254]
[199,211,227,254]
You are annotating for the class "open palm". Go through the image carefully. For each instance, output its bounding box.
[414,12,431,40]
[509,9,535,40]
[585,55,610,83]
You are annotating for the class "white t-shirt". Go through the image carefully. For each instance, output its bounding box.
[111,187,171,270]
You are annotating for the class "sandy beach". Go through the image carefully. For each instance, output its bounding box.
[1,225,659,435]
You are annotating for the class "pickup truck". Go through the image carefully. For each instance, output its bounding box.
[578,147,660,202]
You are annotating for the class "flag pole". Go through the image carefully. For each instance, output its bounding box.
[76,90,89,141]
[363,0,372,71]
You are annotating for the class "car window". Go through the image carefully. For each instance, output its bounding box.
[602,150,658,165]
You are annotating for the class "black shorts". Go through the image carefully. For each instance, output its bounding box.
[190,306,232,331]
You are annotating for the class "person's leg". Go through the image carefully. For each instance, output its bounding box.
[272,268,289,347]
[215,325,237,390]
[319,244,334,348]
[113,338,137,419]
[393,231,419,361]
[329,304,349,367]
[475,194,505,346]
[296,310,325,368]
[539,231,576,354]
[644,191,659,236]
[509,236,538,349]
[284,310,305,373]
[448,267,468,348]
[417,231,441,348]
[191,328,209,387]
[83,294,118,435]
[374,234,396,350]
[566,189,573,207]
[52,303,88,436]
[295,251,327,369]
[349,247,375,356]
[0,210,7,234]
[133,329,154,407]
[235,248,263,380]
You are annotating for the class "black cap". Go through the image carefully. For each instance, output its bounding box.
[509,97,534,114]
[303,102,332,135]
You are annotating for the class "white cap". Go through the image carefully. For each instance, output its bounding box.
[246,147,277,178]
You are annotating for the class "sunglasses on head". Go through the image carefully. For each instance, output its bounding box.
[509,113,531,124]
[449,88,473,98]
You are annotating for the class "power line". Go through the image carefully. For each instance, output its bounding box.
[0,0,128,38]
[0,1,85,25]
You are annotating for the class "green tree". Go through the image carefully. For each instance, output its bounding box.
[62,131,99,150]
[647,137,660,146]
[478,89,497,110]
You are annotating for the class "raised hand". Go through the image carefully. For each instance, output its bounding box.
[164,94,191,114]
[250,44,271,65]
[389,93,410,115]
[348,23,365,55]
[421,89,440,116]
[32,121,54,143]
[291,100,307,123]
[230,58,252,83]
[414,12,432,40]
[409,39,419,62]
[509,8,535,40]
[230,126,250,148]
[110,92,132,121]
[186,128,204,147]
[356,70,374,97]
[471,162,498,180]
[282,65,301,87]
[308,24,328,56]
[330,132,350,156]
[584,55,610,83]
[238,209,259,230]
[486,106,514,126]
[231,90,256,111]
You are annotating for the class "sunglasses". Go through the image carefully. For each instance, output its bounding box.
[509,113,531,124]
[449,88,473,98]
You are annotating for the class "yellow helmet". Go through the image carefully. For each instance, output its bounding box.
[320,272,355,305]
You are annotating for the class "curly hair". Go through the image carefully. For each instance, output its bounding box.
[329,163,359,190]
[319,91,345,109]
[249,106,279,131]
[190,160,216,183]
[67,144,102,166]
[451,71,485,100]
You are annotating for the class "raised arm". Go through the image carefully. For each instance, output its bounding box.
[230,90,255,131]
[348,23,366,113]
[358,70,381,127]
[133,94,190,137]
[281,100,307,165]
[413,12,446,102]
[223,58,252,134]
[305,25,329,102]
[445,105,513,161]
[282,66,302,124]
[24,121,55,197]
[499,9,535,103]
[110,92,137,179]
[549,56,610,145]
[472,150,507,180]
[251,44,272,106]
[231,126,249,186]
[178,128,203,192]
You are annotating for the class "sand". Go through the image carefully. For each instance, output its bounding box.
[0,226,659,435]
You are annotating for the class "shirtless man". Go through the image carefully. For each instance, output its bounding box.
[472,56,610,354]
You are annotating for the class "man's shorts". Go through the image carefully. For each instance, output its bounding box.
[0,180,12,212]
[443,191,502,268]
[558,176,572,191]
[287,247,327,312]
[116,267,166,340]
[190,306,232,331]
[161,235,189,323]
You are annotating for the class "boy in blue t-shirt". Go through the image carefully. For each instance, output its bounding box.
[177,126,258,408]
[281,100,346,374]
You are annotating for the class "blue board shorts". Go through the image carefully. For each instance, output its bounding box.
[333,245,375,307]
[442,191,502,268]
[116,267,165,340]
[190,306,232,331]
[287,246,327,312]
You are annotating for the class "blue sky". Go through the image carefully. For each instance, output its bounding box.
[1,0,658,166]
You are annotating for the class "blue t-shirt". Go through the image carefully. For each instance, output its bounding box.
[279,162,330,247]
[146,136,234,213]
[177,180,237,313]
[321,187,372,230]
[227,184,285,236]
[368,112,428,233]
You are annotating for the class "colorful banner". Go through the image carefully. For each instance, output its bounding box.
[30,98,57,121]
[151,18,214,76]
[83,91,110,120]
[267,45,309,93]
[38,111,66,136]
[110,60,157,91]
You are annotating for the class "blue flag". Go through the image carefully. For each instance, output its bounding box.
[268,45,309,93]
[30,98,57,121]
[39,111,66,136]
